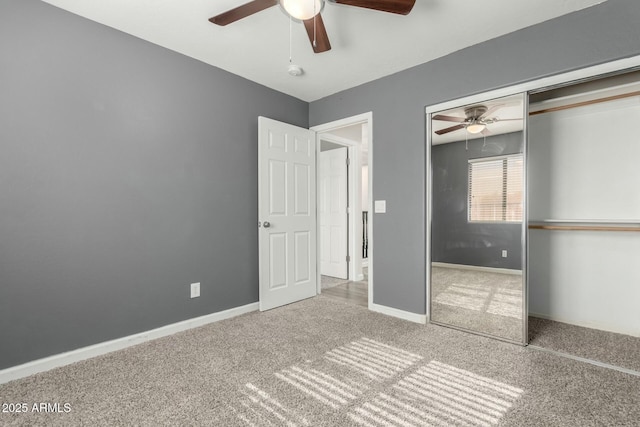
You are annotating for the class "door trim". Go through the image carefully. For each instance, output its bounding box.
[311,112,373,309]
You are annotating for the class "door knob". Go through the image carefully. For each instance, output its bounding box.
[263,221,271,228]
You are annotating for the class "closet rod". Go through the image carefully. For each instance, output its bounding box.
[529,90,640,116]
[529,220,640,232]
[528,223,640,232]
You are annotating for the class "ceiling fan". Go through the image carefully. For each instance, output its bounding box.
[209,0,416,54]
[433,105,521,136]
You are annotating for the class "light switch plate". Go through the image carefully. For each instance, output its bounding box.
[190,282,200,298]
[374,200,387,213]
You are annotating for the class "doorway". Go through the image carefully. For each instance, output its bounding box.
[312,113,373,309]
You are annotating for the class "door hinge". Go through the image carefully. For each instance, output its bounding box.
[346,255,351,262]
[346,158,350,166]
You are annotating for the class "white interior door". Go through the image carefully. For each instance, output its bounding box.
[258,117,317,311]
[319,147,348,279]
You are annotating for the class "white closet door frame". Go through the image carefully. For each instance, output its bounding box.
[425,54,640,329]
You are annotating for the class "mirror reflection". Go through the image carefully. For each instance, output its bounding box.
[429,93,526,343]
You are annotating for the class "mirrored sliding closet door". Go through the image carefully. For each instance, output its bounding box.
[427,93,527,344]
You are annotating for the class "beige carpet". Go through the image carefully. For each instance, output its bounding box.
[431,266,524,342]
[528,316,640,372]
[1,295,639,426]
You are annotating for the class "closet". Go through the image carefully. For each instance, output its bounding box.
[529,72,640,333]
[526,71,640,370]
[427,67,640,368]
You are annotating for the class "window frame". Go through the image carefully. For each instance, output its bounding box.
[468,153,524,224]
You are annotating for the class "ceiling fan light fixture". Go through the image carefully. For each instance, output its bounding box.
[466,123,486,134]
[280,0,323,20]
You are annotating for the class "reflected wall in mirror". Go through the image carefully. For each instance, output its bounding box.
[428,93,527,344]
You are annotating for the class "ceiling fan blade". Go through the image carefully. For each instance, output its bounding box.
[435,124,465,135]
[432,114,466,123]
[209,0,278,26]
[479,104,505,119]
[303,14,331,53]
[332,0,416,15]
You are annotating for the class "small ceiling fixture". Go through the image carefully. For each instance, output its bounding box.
[288,64,304,76]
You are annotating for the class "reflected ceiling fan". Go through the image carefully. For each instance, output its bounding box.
[433,105,520,136]
[209,0,416,53]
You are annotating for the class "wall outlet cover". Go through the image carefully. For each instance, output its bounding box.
[374,200,387,213]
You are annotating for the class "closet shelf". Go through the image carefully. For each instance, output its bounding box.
[528,220,640,232]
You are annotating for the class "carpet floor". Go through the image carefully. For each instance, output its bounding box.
[528,316,640,372]
[431,267,523,343]
[1,295,639,426]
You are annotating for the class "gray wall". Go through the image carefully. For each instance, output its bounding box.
[0,0,308,369]
[309,0,640,315]
[431,133,523,270]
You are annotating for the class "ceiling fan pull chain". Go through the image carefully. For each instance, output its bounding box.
[313,3,317,48]
[289,15,293,63]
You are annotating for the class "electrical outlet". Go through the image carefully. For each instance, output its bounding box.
[502,250,508,258]
[190,282,200,298]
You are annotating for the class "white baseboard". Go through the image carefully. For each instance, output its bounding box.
[432,262,522,276]
[0,302,259,385]
[370,303,427,324]
[529,311,640,338]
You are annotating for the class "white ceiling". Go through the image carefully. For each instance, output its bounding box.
[42,0,606,102]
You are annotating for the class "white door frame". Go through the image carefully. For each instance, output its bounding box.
[311,112,373,310]
[425,55,640,320]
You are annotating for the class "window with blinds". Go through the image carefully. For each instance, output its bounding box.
[468,155,523,222]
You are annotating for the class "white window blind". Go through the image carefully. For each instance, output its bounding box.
[468,155,523,222]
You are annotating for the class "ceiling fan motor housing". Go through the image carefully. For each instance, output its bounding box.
[464,105,487,120]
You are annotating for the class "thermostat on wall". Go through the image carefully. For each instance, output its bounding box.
[374,200,387,213]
